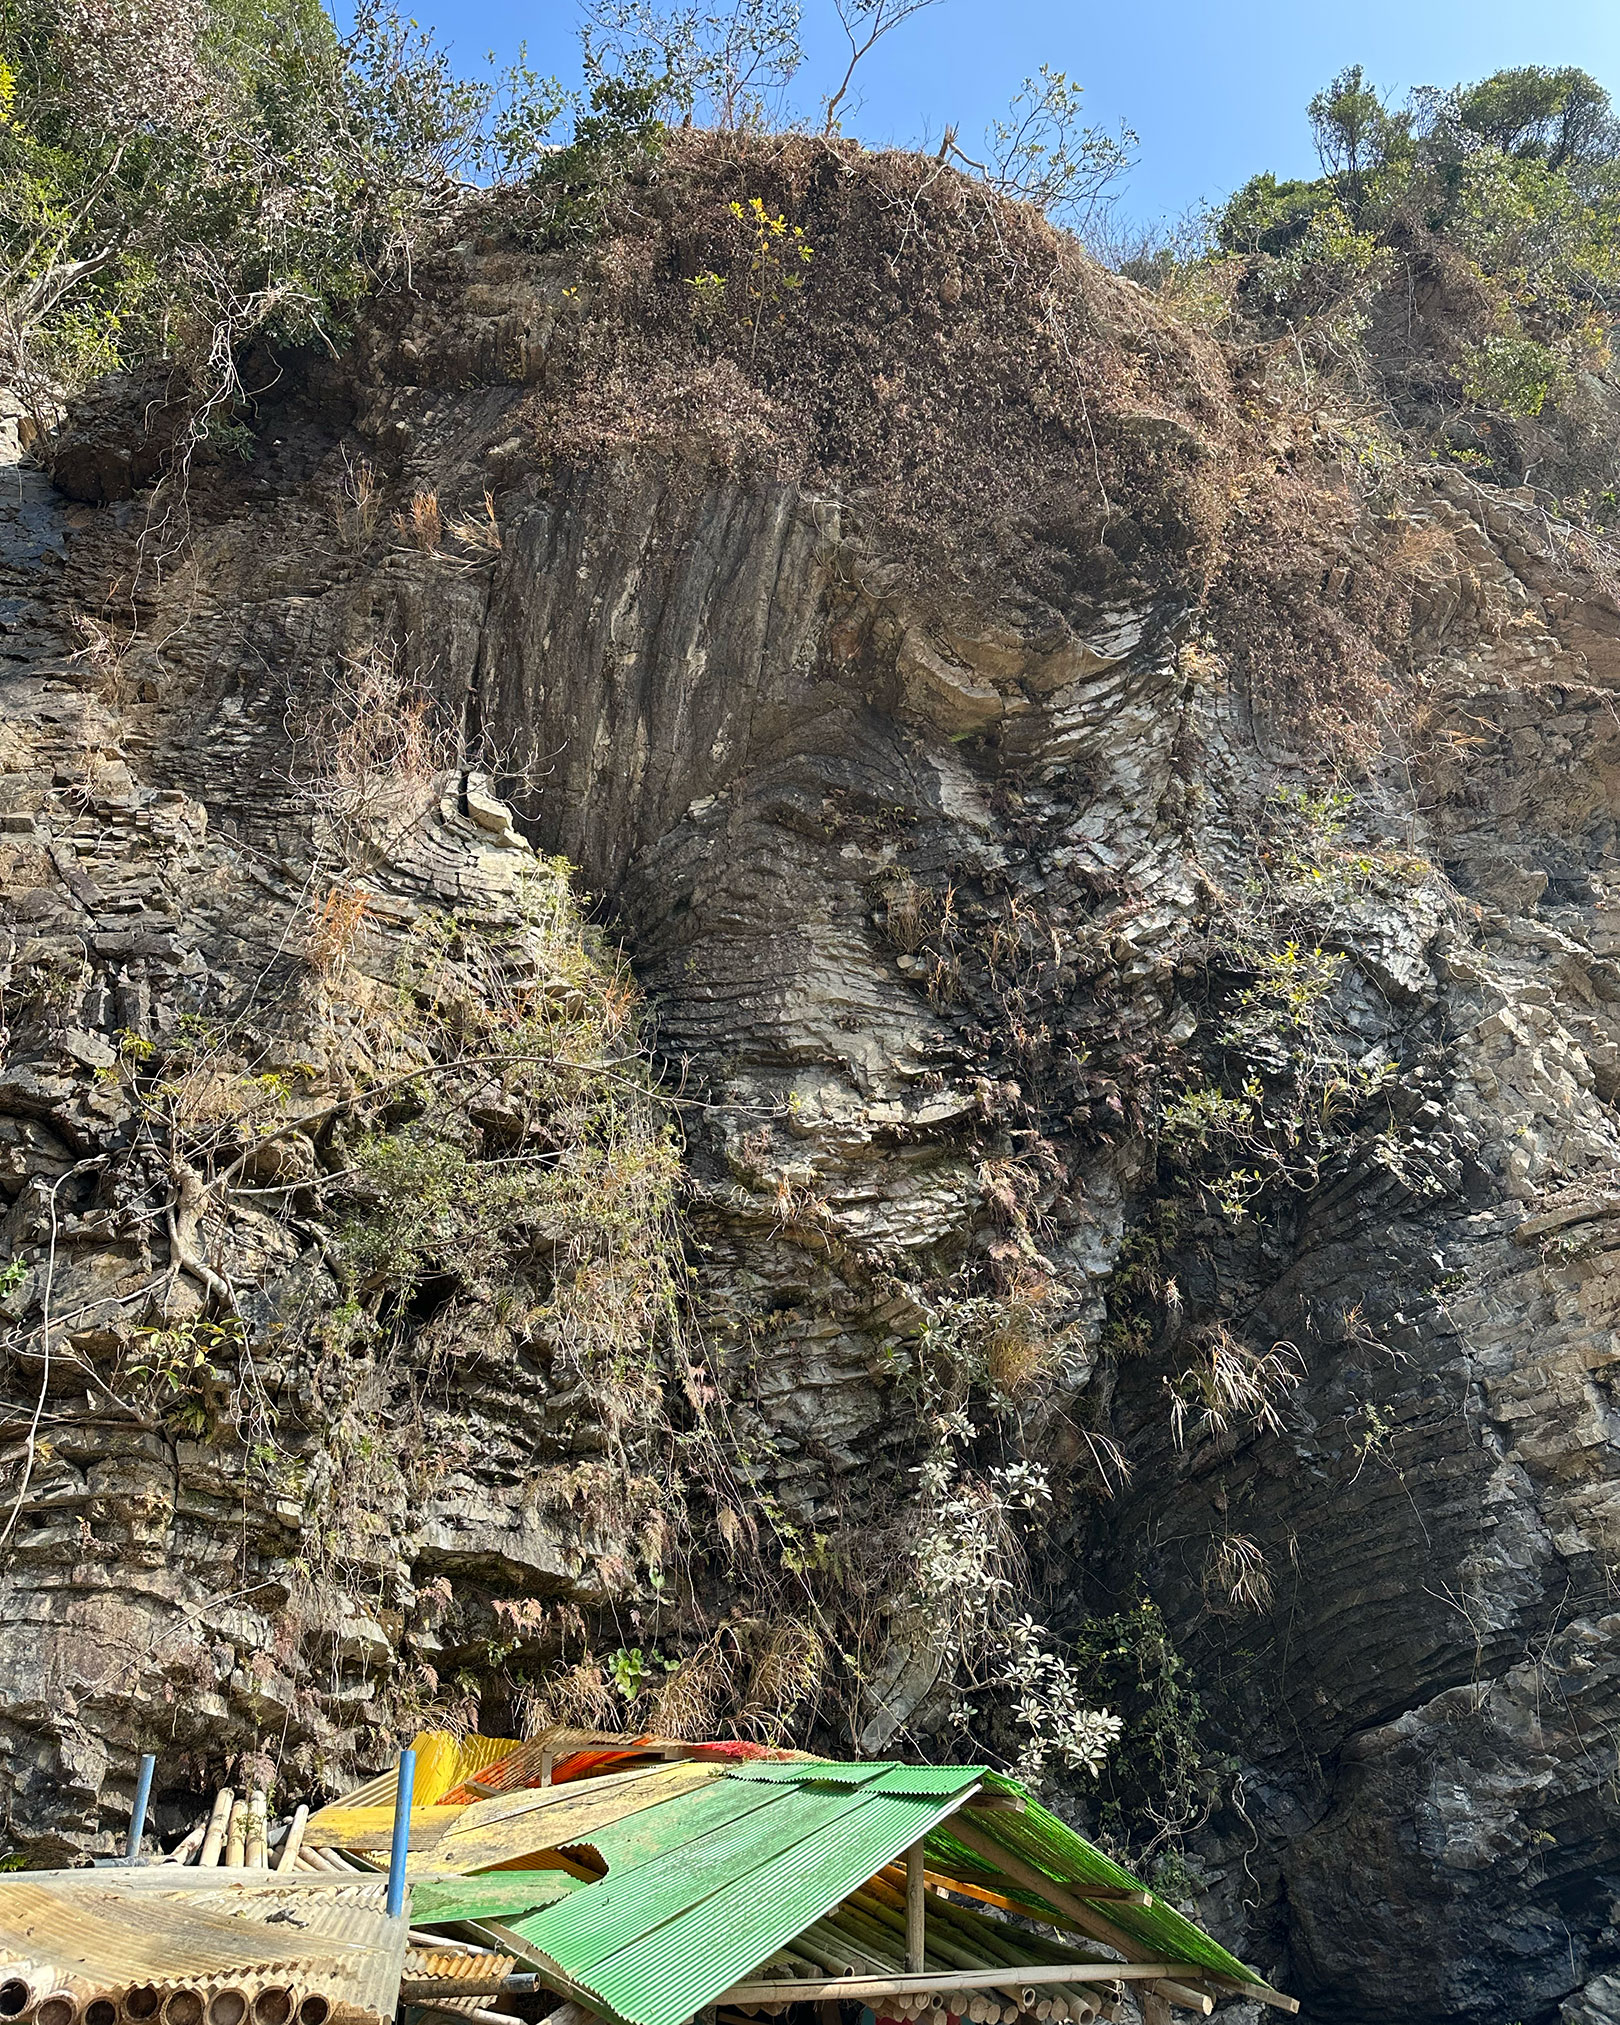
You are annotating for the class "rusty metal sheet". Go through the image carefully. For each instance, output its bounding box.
[403,1946,516,1992]
[404,1950,514,1980]
[0,1873,407,2025]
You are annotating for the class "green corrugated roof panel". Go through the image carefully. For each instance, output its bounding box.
[722,1760,985,1798]
[864,1764,985,1797]
[513,1779,972,2025]
[721,1760,875,1784]
[550,1768,791,1873]
[411,1872,581,1923]
[923,1771,1263,1986]
[496,1754,1272,2023]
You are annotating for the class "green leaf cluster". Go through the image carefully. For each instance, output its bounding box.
[0,0,574,400]
[1213,62,1620,422]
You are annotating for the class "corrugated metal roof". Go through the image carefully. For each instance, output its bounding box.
[306,1804,463,1851]
[322,1732,524,1815]
[507,1777,980,2025]
[0,1875,407,2023]
[430,1762,718,1874]
[409,1875,581,1924]
[721,1761,878,1785]
[404,1946,516,1985]
[720,1760,982,1797]
[330,1734,1285,2019]
[925,1774,1261,1987]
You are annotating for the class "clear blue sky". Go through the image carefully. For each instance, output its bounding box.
[393,0,1620,224]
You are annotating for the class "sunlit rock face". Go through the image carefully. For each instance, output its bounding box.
[3,177,1620,2024]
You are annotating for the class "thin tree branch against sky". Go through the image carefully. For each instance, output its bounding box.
[327,0,1620,224]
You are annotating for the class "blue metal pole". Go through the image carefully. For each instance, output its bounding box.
[126,1754,156,1862]
[385,1748,415,1918]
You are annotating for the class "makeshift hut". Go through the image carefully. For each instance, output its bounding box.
[0,1732,1294,2025]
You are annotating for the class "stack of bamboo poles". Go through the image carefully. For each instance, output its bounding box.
[875,1995,1109,2024]
[160,1791,311,1872]
[740,1864,1121,2024]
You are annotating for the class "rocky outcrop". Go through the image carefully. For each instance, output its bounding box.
[2,141,1619,2025]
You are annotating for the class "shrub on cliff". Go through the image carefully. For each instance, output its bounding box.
[1205,63,1620,491]
[0,0,565,418]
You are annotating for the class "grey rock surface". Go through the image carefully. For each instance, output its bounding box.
[0,204,1617,2025]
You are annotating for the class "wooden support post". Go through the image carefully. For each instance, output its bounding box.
[906,1841,926,1974]
[539,1748,555,1789]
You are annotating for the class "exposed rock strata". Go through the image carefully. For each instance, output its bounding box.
[1,173,1619,2025]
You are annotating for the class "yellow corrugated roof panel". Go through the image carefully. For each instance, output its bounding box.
[316,1731,524,1817]
[304,1803,465,1851]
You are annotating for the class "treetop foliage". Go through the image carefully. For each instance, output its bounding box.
[1180,62,1620,494]
[0,0,573,419]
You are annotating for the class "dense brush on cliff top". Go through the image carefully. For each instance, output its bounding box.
[379,130,1425,735]
[13,9,1620,740]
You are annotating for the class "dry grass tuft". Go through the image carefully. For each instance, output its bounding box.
[398,489,443,551]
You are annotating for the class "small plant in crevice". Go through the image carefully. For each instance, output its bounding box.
[1164,1325,1304,1450]
[1066,1599,1217,1864]
[1204,1532,1273,1616]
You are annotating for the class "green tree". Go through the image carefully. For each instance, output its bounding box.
[1306,63,1405,217]
[0,0,565,411]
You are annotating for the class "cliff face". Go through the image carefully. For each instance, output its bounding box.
[2,139,1620,2025]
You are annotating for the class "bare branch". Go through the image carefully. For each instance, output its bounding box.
[823,0,944,137]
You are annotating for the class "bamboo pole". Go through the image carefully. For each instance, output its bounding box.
[796,1920,883,1976]
[198,1789,234,1868]
[881,1863,1150,1913]
[941,1820,1146,1965]
[224,1798,248,1868]
[906,1841,926,1975]
[275,1804,309,1875]
[866,1876,1044,1970]
[245,1791,268,1869]
[161,1821,208,1866]
[826,1903,911,1967]
[717,1965,1207,2004]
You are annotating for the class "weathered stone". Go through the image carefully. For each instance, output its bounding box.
[0,184,1617,2025]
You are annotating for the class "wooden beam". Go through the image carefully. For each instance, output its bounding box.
[717,1965,1216,2005]
[1201,1975,1299,2015]
[466,1919,602,2013]
[891,1863,1150,1913]
[940,1816,1220,2020]
[906,1842,926,1974]
[943,1816,1148,1961]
